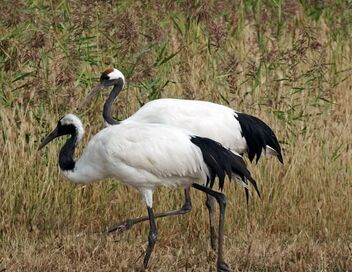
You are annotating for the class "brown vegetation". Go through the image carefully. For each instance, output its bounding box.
[1,0,351,271]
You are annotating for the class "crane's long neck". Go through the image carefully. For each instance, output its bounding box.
[59,134,78,171]
[103,79,124,125]
[57,122,100,184]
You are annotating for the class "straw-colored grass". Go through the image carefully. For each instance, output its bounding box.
[1,1,351,271]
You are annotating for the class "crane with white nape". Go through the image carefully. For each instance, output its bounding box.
[81,67,283,249]
[38,113,259,272]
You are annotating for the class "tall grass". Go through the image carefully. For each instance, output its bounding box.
[1,1,351,271]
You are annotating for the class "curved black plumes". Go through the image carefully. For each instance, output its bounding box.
[190,136,260,197]
[235,112,283,164]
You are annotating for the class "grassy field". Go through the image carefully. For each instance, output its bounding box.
[1,0,352,271]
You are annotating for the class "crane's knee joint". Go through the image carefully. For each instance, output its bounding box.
[148,231,158,244]
[205,197,213,210]
[181,203,192,213]
[217,193,227,208]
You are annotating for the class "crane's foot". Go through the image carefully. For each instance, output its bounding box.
[217,261,231,272]
[104,219,133,235]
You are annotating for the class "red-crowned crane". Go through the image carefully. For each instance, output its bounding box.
[82,67,283,248]
[38,113,259,272]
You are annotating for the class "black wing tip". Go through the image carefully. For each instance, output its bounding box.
[249,176,261,198]
[277,153,284,164]
[191,136,262,199]
[245,188,249,205]
[267,145,284,164]
[244,177,261,205]
[191,134,263,202]
[235,112,283,164]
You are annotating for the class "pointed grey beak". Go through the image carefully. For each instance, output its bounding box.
[38,127,59,150]
[78,83,104,109]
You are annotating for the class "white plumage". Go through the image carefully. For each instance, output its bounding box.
[76,122,207,188]
[38,113,257,271]
[124,98,247,153]
[87,68,283,163]
[81,68,282,257]
[63,122,210,209]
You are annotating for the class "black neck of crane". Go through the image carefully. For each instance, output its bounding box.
[103,78,124,125]
[59,128,77,171]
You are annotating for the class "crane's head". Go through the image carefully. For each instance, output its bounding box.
[38,114,84,150]
[78,67,125,109]
[99,67,125,87]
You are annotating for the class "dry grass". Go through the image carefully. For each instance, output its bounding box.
[1,1,352,271]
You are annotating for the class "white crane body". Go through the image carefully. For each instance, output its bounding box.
[84,68,283,163]
[68,122,207,190]
[124,98,247,154]
[41,114,256,208]
[39,113,258,270]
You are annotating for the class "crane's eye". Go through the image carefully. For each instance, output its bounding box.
[100,73,110,82]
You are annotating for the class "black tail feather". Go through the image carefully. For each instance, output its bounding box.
[248,175,261,198]
[235,112,283,164]
[190,136,260,197]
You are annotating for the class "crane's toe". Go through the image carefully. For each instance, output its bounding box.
[217,261,231,272]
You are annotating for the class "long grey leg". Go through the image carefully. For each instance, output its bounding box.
[104,188,192,234]
[205,194,216,250]
[143,206,158,269]
[193,184,230,272]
